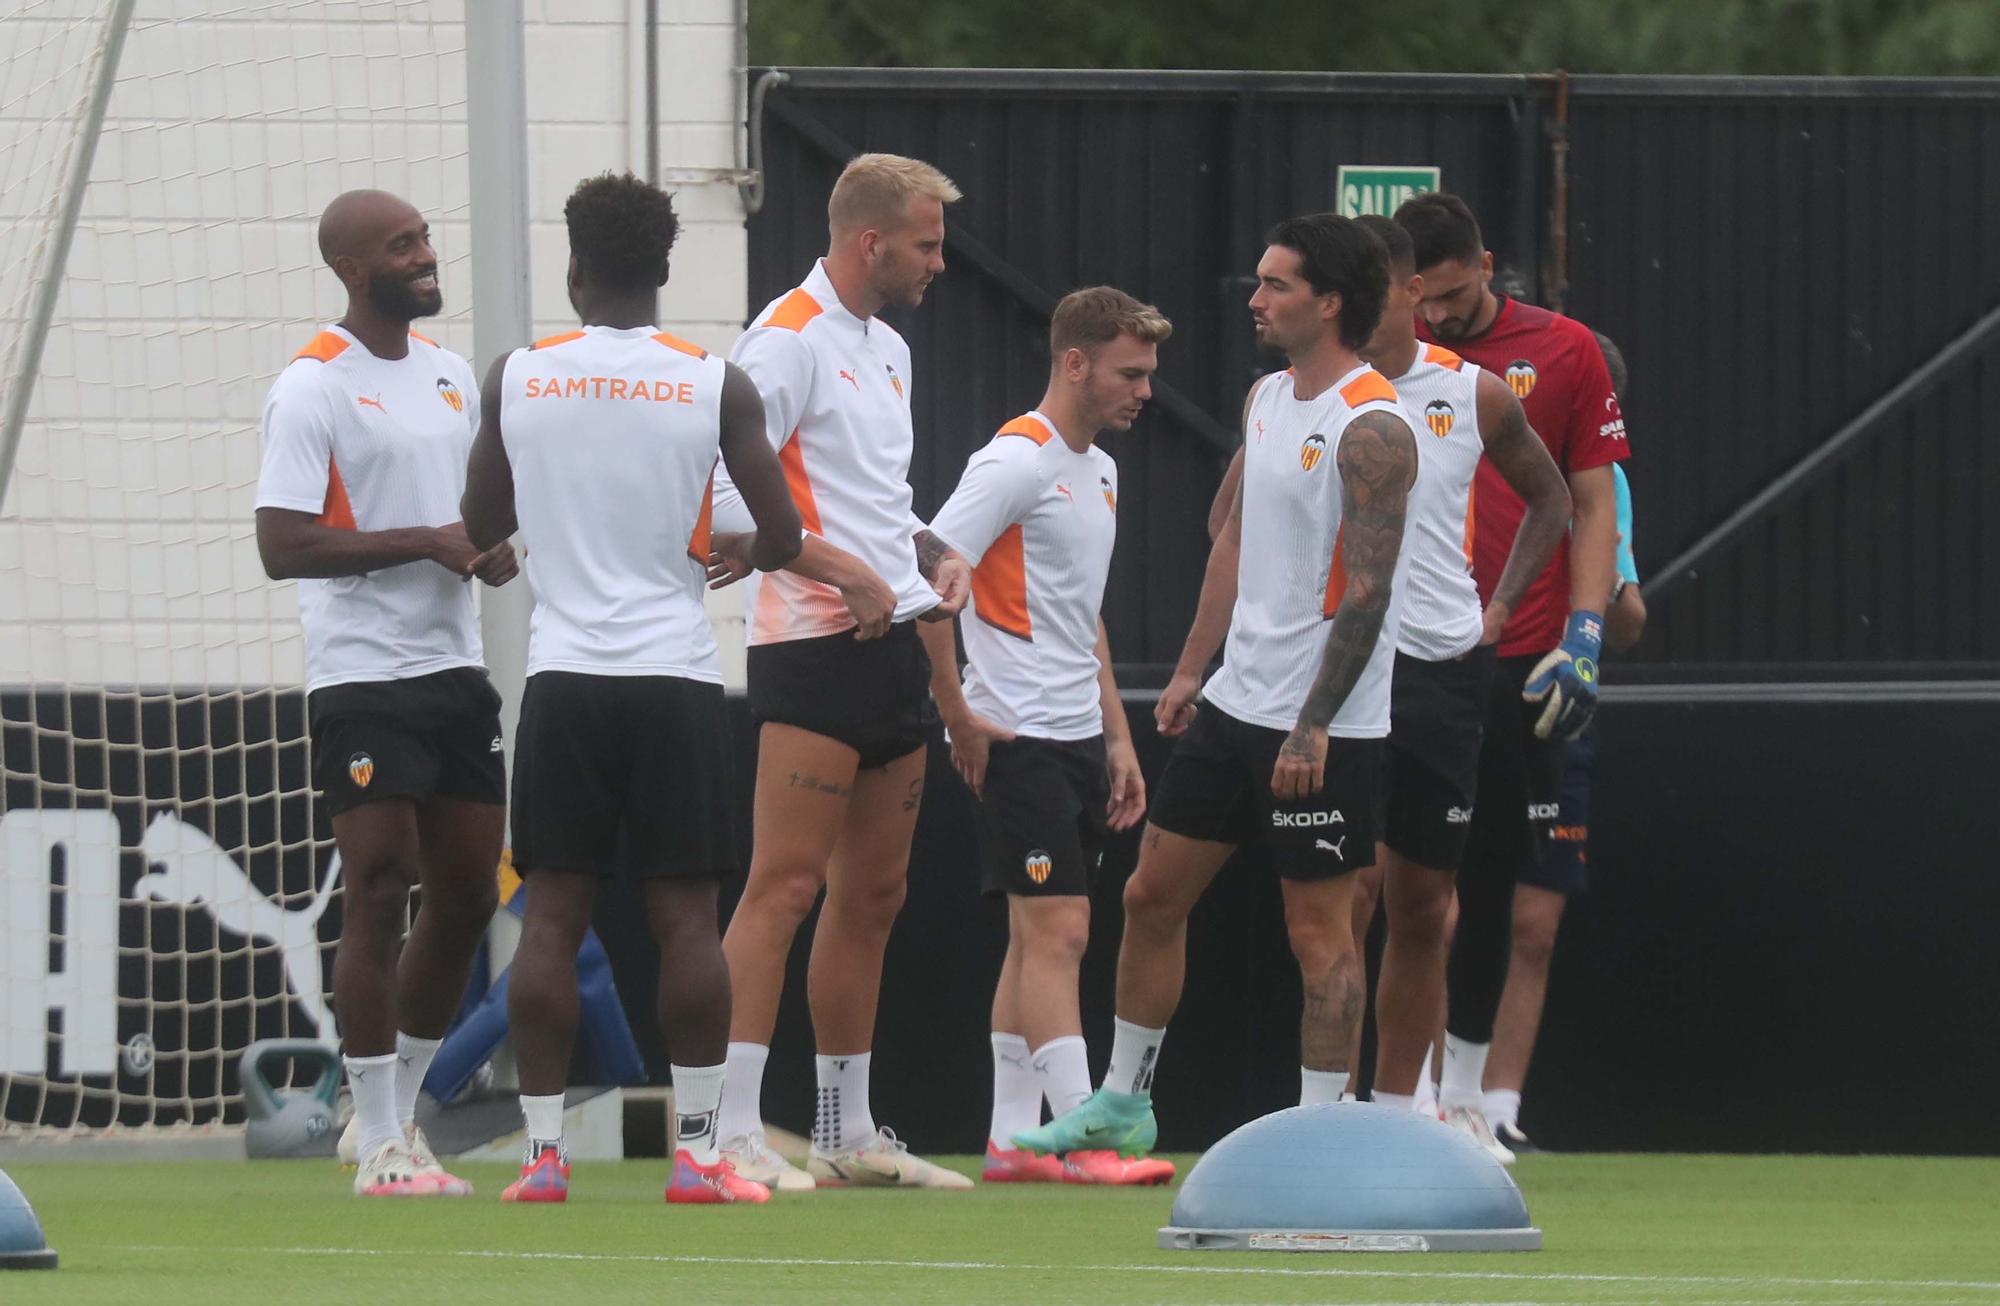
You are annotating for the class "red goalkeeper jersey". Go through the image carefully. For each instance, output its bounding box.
[1419,296,1630,656]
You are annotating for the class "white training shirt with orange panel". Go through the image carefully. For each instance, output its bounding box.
[1201,364,1417,739]
[927,411,1118,741]
[255,325,483,693]
[497,325,728,683]
[1387,343,1486,662]
[710,260,938,644]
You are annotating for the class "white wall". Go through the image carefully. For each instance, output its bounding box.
[0,0,750,691]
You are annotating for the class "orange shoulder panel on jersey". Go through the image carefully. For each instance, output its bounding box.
[1339,369,1397,407]
[318,458,357,531]
[652,331,708,359]
[532,330,585,350]
[765,288,824,333]
[996,414,1053,445]
[973,524,1033,641]
[1422,344,1464,372]
[292,331,349,363]
[408,330,438,346]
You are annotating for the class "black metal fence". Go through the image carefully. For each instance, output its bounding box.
[745,68,2000,680]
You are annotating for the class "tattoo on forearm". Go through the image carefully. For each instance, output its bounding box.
[1297,409,1415,727]
[913,528,951,582]
[1482,391,1567,615]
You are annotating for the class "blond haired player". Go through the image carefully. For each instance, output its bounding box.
[706,154,974,1189]
[256,189,516,1197]
[915,287,1173,1187]
[1019,214,1418,1158]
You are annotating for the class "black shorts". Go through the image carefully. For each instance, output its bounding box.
[1381,645,1494,871]
[977,735,1109,898]
[1148,704,1379,881]
[1462,653,1567,879]
[307,667,505,819]
[510,671,737,880]
[747,621,933,769]
[1519,722,1594,895]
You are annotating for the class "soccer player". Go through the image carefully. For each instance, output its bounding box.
[914,287,1172,1187]
[255,189,516,1197]
[461,173,802,1204]
[1484,333,1646,1155]
[1396,191,1630,1161]
[1017,214,1418,1159]
[705,154,973,1190]
[1342,214,1572,1118]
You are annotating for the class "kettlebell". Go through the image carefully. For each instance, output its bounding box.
[241,1039,342,1158]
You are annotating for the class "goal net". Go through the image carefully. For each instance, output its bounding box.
[1,0,474,1136]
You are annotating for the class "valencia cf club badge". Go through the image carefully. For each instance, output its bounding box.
[1300,432,1328,472]
[1505,360,1538,398]
[885,363,904,400]
[1024,850,1053,884]
[1424,398,1456,437]
[1100,475,1117,513]
[348,753,375,789]
[436,377,465,412]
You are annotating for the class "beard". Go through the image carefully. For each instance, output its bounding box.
[365,267,442,321]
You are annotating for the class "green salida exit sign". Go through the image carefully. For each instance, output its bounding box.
[1336,165,1441,218]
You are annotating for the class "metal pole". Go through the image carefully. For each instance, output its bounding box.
[0,0,137,515]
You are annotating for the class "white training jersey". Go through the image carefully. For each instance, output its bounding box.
[1389,343,1486,661]
[1202,364,1414,738]
[928,411,1118,741]
[255,325,483,693]
[499,325,728,682]
[711,259,937,644]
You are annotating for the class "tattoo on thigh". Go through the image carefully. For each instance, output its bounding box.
[902,777,921,812]
[787,770,851,797]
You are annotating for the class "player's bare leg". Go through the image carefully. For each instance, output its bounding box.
[984,898,1077,1183]
[1372,849,1456,1102]
[499,867,593,1202]
[1282,872,1364,1104]
[1483,882,1567,1150]
[1015,825,1230,1159]
[714,723,853,1190]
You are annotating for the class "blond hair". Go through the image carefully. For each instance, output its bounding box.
[827,153,962,234]
[1050,286,1173,357]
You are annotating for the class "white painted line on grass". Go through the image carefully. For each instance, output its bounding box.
[109,1242,2000,1295]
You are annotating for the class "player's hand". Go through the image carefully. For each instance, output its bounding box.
[470,539,518,587]
[1523,609,1604,740]
[706,531,756,589]
[922,554,971,620]
[1478,600,1509,647]
[1154,671,1200,737]
[835,562,897,640]
[947,709,1015,798]
[429,522,482,579]
[1271,722,1327,800]
[1105,738,1147,831]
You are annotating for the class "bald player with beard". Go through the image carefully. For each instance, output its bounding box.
[256,189,518,1197]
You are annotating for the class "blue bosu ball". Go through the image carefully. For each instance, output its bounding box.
[0,1168,57,1270]
[1159,1103,1541,1252]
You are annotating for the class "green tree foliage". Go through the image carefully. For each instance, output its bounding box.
[750,0,2000,75]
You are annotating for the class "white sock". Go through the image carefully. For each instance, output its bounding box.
[717,1041,768,1146]
[1440,1033,1490,1110]
[520,1092,565,1156]
[1373,1089,1417,1111]
[1339,1091,1358,1103]
[813,1052,875,1154]
[393,1032,442,1127]
[1300,1067,1349,1106]
[672,1063,726,1166]
[1484,1088,1522,1133]
[1103,1018,1165,1097]
[1415,1043,1439,1114]
[988,1033,1039,1148]
[345,1052,400,1162]
[1031,1035,1092,1119]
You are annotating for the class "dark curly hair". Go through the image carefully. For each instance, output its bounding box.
[1394,192,1484,273]
[1263,213,1389,351]
[564,172,679,287]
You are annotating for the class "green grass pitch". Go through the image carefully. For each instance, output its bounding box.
[6,1153,1999,1304]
